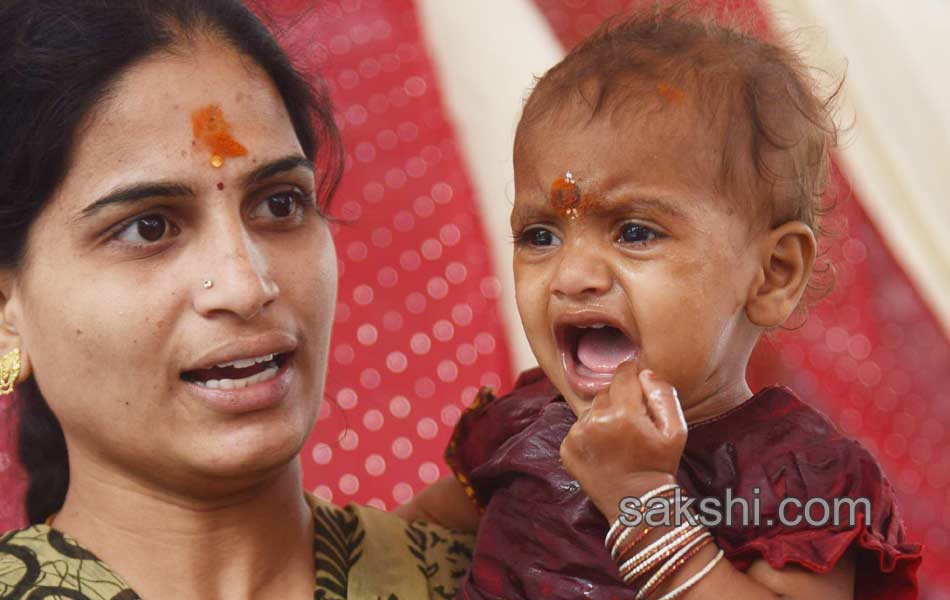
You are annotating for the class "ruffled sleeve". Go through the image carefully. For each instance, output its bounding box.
[444,368,555,511]
[680,386,922,600]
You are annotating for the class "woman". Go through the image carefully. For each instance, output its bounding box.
[0,1,471,597]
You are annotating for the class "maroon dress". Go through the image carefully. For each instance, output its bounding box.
[446,369,922,599]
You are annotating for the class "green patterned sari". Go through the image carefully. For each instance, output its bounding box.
[0,494,473,599]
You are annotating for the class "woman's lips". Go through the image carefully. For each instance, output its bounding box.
[184,352,295,414]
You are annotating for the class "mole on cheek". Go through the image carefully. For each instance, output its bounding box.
[217,182,225,191]
[191,104,247,169]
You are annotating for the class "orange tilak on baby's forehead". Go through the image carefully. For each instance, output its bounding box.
[191,104,247,168]
[548,171,588,220]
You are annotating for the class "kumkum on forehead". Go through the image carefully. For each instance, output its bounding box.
[549,170,588,220]
[191,104,248,168]
[550,173,692,222]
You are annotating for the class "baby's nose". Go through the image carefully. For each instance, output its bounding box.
[549,245,612,298]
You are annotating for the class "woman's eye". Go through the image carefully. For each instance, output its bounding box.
[518,227,561,247]
[250,190,306,221]
[114,214,178,245]
[618,223,659,245]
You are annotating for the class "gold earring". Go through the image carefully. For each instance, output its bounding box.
[0,348,21,396]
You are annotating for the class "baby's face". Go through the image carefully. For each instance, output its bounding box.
[512,108,764,415]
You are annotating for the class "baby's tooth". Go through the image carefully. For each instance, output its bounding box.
[206,379,221,390]
[218,378,236,390]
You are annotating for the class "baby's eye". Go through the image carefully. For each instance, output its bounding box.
[618,222,659,245]
[250,190,307,221]
[114,214,180,246]
[518,227,562,247]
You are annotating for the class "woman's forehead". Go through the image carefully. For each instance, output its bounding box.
[53,41,301,214]
[90,42,289,149]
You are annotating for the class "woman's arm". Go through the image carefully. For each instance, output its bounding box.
[394,476,481,532]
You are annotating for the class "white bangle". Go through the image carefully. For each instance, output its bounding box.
[605,482,679,549]
[611,524,641,561]
[606,517,626,549]
[654,549,725,600]
[620,521,698,581]
[635,531,711,600]
[640,483,680,505]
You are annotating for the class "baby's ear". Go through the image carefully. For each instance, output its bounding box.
[745,221,816,327]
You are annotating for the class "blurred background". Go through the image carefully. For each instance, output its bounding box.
[1,0,947,596]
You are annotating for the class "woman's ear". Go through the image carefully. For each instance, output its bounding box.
[745,221,817,328]
[0,273,32,385]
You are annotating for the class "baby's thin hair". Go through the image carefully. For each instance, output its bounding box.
[516,2,841,309]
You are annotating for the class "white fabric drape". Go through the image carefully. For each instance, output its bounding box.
[762,0,950,332]
[416,0,564,374]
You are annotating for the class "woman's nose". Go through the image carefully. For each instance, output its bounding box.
[549,243,613,299]
[192,226,279,321]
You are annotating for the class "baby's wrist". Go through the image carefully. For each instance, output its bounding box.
[597,471,677,522]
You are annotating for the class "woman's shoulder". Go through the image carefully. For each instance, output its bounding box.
[2,499,474,600]
[0,525,138,599]
[306,494,474,600]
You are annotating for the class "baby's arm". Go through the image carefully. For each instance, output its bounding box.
[394,476,481,532]
[561,363,855,599]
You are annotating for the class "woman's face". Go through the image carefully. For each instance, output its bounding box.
[7,38,337,495]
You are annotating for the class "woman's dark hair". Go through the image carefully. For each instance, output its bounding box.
[0,0,344,524]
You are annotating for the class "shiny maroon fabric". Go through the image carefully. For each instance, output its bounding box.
[447,369,922,599]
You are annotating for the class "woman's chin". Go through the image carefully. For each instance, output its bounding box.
[185,423,309,482]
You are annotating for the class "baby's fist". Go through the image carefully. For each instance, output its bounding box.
[559,364,687,521]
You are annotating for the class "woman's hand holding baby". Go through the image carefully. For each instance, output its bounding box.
[559,363,688,522]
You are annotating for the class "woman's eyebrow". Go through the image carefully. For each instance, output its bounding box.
[243,154,314,186]
[75,155,314,221]
[77,182,193,220]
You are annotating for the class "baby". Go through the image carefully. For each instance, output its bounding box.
[399,8,921,600]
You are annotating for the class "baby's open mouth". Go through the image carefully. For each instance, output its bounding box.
[181,352,292,390]
[556,322,639,396]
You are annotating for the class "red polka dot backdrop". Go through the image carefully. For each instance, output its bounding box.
[262,0,514,511]
[534,0,949,595]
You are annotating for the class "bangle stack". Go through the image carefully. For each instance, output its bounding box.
[605,484,724,600]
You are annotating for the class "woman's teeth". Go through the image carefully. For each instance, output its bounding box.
[195,365,280,390]
[214,353,275,369]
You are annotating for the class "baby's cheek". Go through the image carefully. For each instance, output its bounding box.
[639,285,719,374]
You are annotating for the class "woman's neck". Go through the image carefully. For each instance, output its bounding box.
[52,457,315,600]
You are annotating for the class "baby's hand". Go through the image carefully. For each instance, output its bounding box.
[559,362,687,522]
